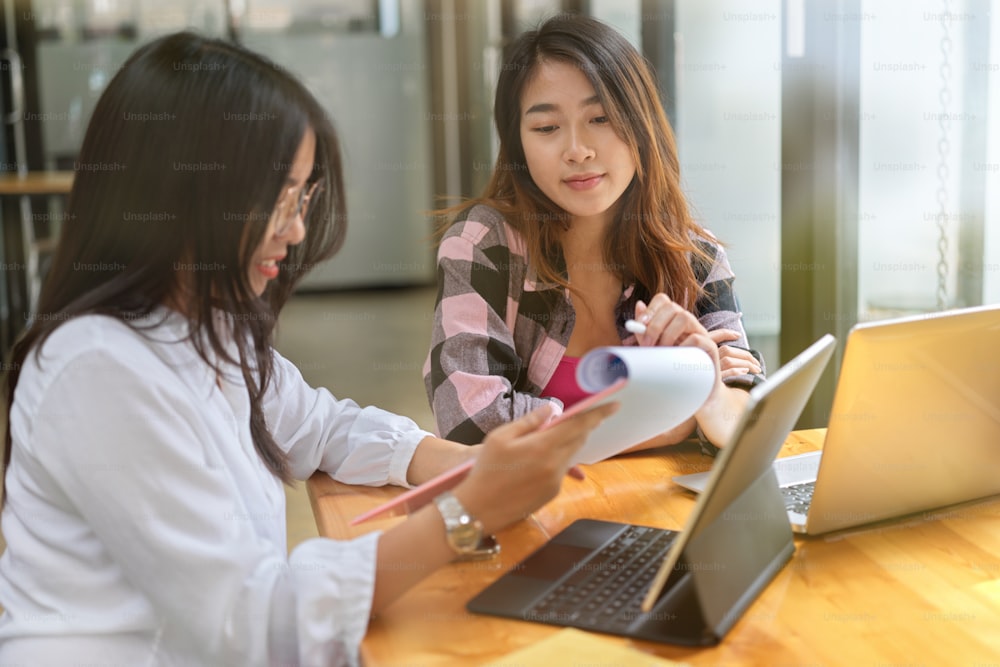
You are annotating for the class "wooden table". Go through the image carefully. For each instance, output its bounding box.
[307,429,1000,665]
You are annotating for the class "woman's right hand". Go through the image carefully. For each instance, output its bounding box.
[372,399,617,612]
[451,401,619,535]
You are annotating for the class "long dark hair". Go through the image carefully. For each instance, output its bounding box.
[442,13,712,307]
[2,32,346,502]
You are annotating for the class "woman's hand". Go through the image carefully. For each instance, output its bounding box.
[632,295,721,384]
[452,401,618,535]
[629,294,752,450]
[373,400,616,612]
[708,329,762,379]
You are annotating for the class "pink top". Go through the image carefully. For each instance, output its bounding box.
[540,355,593,409]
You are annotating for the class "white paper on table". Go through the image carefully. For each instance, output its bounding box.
[570,346,716,465]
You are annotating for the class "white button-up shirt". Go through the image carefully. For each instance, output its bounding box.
[0,310,432,666]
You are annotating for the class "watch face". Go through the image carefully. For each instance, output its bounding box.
[435,492,484,554]
[451,520,482,550]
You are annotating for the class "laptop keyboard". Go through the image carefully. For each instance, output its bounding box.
[781,481,816,515]
[522,525,677,633]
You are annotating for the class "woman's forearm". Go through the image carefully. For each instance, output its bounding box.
[405,436,480,486]
[693,384,751,447]
[371,503,455,612]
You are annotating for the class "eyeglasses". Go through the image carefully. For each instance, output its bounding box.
[271,180,322,237]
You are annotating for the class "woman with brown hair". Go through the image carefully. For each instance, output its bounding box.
[425,14,764,450]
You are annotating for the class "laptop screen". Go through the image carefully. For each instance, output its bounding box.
[805,304,1000,534]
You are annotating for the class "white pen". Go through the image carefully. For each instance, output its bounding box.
[624,319,646,335]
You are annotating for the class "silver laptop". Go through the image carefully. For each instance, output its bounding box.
[674,304,1000,535]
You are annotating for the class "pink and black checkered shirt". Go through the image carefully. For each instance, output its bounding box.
[423,204,765,444]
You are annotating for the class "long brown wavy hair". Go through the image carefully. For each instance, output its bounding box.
[441,13,713,307]
[2,32,347,504]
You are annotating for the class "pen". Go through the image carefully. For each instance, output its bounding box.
[625,319,646,335]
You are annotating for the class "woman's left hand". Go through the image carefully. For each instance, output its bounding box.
[708,329,762,379]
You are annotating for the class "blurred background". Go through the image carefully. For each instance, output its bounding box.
[0,0,998,549]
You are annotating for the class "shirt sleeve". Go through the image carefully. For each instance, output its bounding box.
[423,217,558,444]
[693,239,767,391]
[29,348,379,666]
[264,351,432,487]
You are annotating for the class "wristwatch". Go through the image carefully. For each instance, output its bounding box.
[433,491,484,556]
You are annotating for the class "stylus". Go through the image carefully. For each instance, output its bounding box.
[625,319,646,335]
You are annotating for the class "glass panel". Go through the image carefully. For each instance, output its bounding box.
[589,0,642,48]
[858,0,989,318]
[984,7,1000,303]
[242,1,434,288]
[510,0,564,30]
[242,0,381,34]
[674,0,782,366]
[31,0,227,169]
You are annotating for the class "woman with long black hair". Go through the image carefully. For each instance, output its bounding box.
[0,32,613,665]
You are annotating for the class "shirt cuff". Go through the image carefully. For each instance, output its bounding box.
[695,425,722,458]
[388,428,434,489]
[722,371,766,392]
[285,531,381,667]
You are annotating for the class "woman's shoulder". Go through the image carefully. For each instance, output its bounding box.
[688,227,722,253]
[42,314,150,358]
[11,316,155,422]
[441,203,524,248]
[687,229,735,284]
[22,312,189,394]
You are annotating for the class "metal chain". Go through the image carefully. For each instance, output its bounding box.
[935,0,953,311]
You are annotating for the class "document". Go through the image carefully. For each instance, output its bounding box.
[571,346,714,464]
[351,346,715,525]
